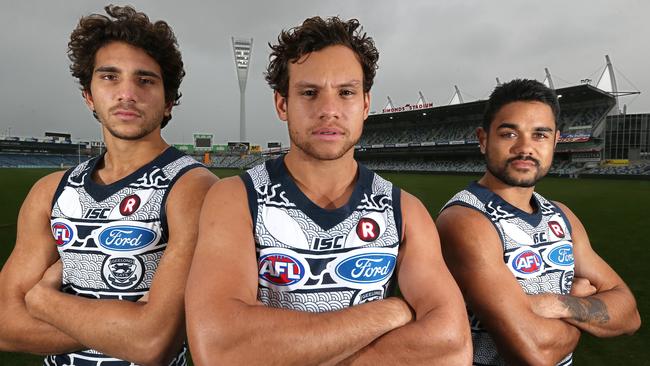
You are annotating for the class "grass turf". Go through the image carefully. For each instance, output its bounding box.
[0,168,647,365]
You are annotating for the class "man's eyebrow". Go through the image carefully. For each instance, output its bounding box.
[94,66,161,80]
[535,127,555,132]
[293,80,362,88]
[496,122,518,130]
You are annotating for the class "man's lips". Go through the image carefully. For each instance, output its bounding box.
[312,128,344,140]
[507,156,540,169]
[112,109,142,120]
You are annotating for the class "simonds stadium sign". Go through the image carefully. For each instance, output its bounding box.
[382,102,433,114]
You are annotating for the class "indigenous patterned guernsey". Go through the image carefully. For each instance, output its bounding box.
[48,147,201,366]
[442,182,575,366]
[242,157,402,312]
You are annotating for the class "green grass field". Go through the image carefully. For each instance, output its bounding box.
[1,168,647,365]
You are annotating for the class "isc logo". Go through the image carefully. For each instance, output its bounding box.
[84,208,110,219]
[312,236,345,250]
[51,222,73,246]
[258,253,304,286]
[512,250,543,274]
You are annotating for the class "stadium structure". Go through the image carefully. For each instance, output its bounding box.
[1,56,649,178]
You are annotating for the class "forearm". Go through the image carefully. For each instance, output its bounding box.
[0,297,83,354]
[559,287,641,337]
[25,286,183,365]
[339,309,471,366]
[189,297,412,366]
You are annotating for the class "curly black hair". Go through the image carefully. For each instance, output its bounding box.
[68,5,184,128]
[265,16,379,97]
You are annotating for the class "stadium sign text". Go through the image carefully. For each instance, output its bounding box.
[382,102,433,114]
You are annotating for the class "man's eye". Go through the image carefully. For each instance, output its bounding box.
[534,133,549,139]
[340,89,355,96]
[100,74,117,81]
[302,90,317,96]
[139,78,155,85]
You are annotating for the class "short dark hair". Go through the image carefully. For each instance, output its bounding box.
[483,79,561,131]
[68,5,185,128]
[265,16,379,97]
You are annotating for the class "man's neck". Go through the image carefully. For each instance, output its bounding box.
[478,172,536,214]
[284,148,358,210]
[95,132,169,185]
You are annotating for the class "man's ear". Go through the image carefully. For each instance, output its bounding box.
[362,92,370,120]
[274,91,288,122]
[82,89,95,111]
[477,127,488,154]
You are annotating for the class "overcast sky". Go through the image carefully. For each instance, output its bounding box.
[1,0,648,146]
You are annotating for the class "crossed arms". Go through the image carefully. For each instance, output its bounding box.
[0,169,216,365]
[437,204,640,366]
[185,177,471,365]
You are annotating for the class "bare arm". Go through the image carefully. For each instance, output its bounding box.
[24,168,217,365]
[341,192,471,365]
[529,202,641,337]
[437,205,580,366]
[185,177,413,366]
[0,172,83,354]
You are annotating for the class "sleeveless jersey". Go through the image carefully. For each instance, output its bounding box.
[47,147,201,366]
[242,157,402,311]
[442,182,575,366]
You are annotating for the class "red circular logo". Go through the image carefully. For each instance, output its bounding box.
[119,194,141,216]
[356,217,379,242]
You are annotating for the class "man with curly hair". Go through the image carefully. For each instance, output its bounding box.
[0,5,216,365]
[186,16,471,365]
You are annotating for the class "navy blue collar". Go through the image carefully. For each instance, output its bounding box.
[83,146,180,202]
[468,181,544,227]
[266,156,374,231]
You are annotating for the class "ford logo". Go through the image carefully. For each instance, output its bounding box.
[98,226,156,251]
[512,250,543,274]
[547,244,574,266]
[258,253,305,286]
[335,253,396,284]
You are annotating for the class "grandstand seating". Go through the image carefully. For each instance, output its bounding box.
[0,153,90,168]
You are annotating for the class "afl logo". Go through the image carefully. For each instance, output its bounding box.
[258,253,305,286]
[512,250,543,274]
[357,217,379,242]
[51,222,73,246]
[548,221,565,238]
[547,244,574,266]
[335,253,396,284]
[120,195,141,216]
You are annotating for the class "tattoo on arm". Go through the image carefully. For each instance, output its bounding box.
[558,295,610,324]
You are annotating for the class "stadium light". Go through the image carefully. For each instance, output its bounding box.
[232,37,253,142]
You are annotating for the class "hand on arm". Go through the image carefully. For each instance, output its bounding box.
[0,172,83,354]
[185,177,413,366]
[340,192,471,366]
[23,168,217,365]
[437,206,580,366]
[528,202,641,337]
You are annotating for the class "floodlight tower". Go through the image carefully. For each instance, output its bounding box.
[232,37,253,141]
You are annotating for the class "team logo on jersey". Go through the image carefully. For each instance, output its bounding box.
[83,208,110,219]
[512,250,543,275]
[356,218,379,242]
[352,289,384,305]
[101,256,143,290]
[546,243,574,266]
[258,253,305,286]
[120,195,141,216]
[548,221,565,238]
[98,225,157,251]
[335,253,396,284]
[51,221,74,246]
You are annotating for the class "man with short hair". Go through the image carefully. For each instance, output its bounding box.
[185,16,471,365]
[0,5,216,365]
[437,79,641,365]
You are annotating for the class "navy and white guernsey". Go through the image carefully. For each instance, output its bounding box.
[242,157,402,312]
[48,147,201,366]
[442,182,575,366]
